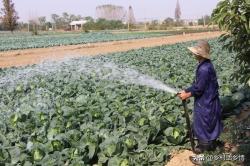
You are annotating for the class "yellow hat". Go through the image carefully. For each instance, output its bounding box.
[187,40,210,59]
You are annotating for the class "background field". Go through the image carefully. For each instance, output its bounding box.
[0,28,218,51]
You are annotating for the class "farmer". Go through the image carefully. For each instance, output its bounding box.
[177,40,223,154]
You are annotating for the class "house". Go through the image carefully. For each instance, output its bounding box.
[70,20,88,31]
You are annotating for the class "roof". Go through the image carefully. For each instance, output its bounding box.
[70,20,87,26]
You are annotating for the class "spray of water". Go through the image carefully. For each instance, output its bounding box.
[0,57,179,118]
[0,56,178,94]
[0,56,76,88]
[82,62,179,94]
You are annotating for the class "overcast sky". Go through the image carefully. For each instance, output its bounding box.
[0,0,220,22]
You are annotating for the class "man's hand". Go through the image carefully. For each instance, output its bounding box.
[177,90,192,100]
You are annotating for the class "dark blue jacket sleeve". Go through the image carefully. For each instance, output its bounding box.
[185,68,209,97]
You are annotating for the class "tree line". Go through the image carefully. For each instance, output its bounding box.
[0,0,211,32]
[0,0,126,32]
[144,15,211,30]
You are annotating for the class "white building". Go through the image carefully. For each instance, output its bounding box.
[70,20,88,31]
[183,19,198,26]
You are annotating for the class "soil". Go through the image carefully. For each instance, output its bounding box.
[165,150,195,166]
[235,109,250,123]
[0,31,222,68]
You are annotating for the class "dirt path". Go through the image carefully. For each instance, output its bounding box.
[0,31,222,68]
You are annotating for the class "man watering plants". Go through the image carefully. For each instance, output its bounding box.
[177,40,223,155]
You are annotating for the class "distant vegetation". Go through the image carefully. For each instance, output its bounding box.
[0,0,214,33]
[0,0,19,32]
[82,19,126,31]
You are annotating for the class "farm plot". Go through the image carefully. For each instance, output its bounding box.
[0,39,249,165]
[0,31,170,51]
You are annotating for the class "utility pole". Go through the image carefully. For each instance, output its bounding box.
[127,6,135,31]
[203,16,205,27]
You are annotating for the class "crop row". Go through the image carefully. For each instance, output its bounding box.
[0,32,170,51]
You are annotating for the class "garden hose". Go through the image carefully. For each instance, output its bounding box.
[182,100,195,152]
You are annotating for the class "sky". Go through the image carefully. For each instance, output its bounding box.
[0,0,220,22]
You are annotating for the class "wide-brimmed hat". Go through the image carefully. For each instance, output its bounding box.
[187,40,210,59]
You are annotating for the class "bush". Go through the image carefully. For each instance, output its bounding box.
[212,0,250,84]
[82,19,126,31]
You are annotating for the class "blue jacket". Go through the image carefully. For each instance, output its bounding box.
[185,59,223,141]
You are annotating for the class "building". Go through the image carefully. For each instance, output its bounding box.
[183,19,198,26]
[70,20,88,31]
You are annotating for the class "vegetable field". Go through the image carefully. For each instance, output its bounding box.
[0,39,249,165]
[0,29,218,52]
[0,31,171,51]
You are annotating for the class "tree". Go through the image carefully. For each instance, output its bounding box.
[62,12,71,29]
[162,17,174,27]
[84,16,94,22]
[51,13,59,29]
[69,14,77,22]
[148,20,159,30]
[212,0,250,84]
[38,16,46,25]
[75,14,84,21]
[175,0,181,21]
[45,21,52,29]
[198,15,211,26]
[160,17,175,30]
[38,16,46,30]
[29,17,39,35]
[62,12,69,23]
[1,0,19,32]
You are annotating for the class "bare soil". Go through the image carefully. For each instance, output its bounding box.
[0,31,222,68]
[165,150,195,166]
